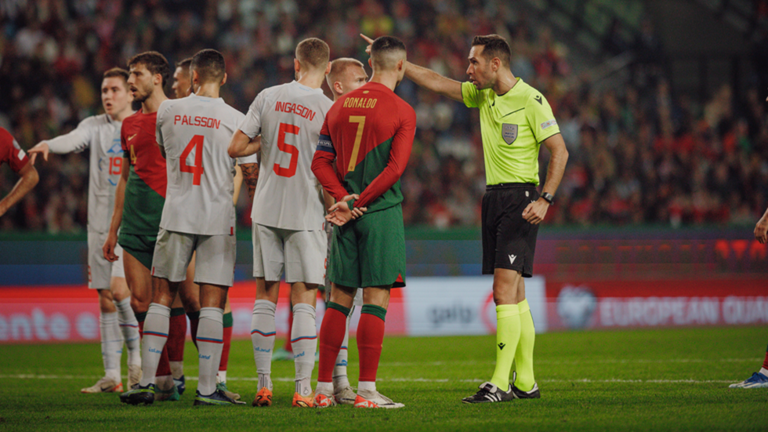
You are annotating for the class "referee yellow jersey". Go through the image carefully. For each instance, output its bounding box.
[462,78,560,186]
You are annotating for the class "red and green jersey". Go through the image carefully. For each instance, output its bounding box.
[312,82,416,213]
[120,110,166,235]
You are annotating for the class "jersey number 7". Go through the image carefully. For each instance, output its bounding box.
[181,135,205,185]
[275,123,299,178]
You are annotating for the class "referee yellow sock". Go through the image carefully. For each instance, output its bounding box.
[490,304,521,389]
[515,299,536,392]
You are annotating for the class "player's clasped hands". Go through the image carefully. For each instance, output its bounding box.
[326,194,367,227]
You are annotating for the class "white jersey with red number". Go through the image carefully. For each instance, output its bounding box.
[156,94,244,235]
[238,81,332,231]
[46,114,125,233]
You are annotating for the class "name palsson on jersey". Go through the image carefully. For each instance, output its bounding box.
[174,115,222,129]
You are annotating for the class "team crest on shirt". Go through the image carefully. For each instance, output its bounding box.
[501,123,518,145]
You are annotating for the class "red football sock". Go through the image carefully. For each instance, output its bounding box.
[357,305,386,383]
[188,311,200,349]
[166,311,186,362]
[763,345,768,370]
[219,322,233,372]
[283,307,294,352]
[317,304,349,383]
[156,346,172,377]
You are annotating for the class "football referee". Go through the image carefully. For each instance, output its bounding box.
[366,33,569,403]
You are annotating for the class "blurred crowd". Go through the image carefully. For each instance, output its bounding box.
[1,0,767,232]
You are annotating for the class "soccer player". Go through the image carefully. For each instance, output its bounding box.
[388,33,569,403]
[0,128,38,216]
[121,49,245,406]
[27,68,142,393]
[311,36,416,409]
[728,205,768,388]
[167,53,255,402]
[102,51,178,401]
[228,37,333,408]
[172,58,193,99]
[321,57,368,405]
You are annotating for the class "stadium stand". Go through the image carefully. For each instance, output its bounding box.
[1,0,767,231]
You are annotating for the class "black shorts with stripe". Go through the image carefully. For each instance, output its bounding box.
[481,183,540,277]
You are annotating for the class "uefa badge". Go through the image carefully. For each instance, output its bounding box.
[502,123,518,145]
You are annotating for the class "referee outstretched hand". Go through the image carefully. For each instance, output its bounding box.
[522,198,550,225]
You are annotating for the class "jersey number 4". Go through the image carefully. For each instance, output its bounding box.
[181,135,205,185]
[275,123,299,178]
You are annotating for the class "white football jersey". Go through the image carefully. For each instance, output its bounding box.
[239,81,332,231]
[46,114,125,233]
[156,94,244,235]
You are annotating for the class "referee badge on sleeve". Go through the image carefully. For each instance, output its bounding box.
[502,123,518,145]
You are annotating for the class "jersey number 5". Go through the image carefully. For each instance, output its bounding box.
[181,135,205,185]
[275,123,299,178]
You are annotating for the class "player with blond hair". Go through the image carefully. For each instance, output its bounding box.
[229,37,333,408]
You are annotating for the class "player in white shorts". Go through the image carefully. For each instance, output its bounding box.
[228,37,333,408]
[166,56,255,401]
[120,49,245,406]
[319,57,368,404]
[28,68,142,393]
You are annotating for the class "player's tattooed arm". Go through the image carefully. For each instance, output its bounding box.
[240,162,259,201]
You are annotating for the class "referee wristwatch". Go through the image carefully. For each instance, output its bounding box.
[541,192,554,204]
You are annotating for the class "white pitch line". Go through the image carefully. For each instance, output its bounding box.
[0,374,738,384]
[380,358,760,366]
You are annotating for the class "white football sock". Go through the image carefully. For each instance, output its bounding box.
[316,381,333,396]
[139,303,170,387]
[333,312,352,389]
[115,297,141,367]
[100,312,122,382]
[251,300,276,389]
[217,370,227,384]
[197,307,224,396]
[291,303,317,397]
[358,381,376,393]
[760,367,768,376]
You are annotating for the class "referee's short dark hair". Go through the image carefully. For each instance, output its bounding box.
[128,51,171,88]
[191,49,226,84]
[472,34,512,66]
[371,36,407,71]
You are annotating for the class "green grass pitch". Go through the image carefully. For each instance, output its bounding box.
[1,326,767,431]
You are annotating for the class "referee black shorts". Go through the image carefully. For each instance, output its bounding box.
[481,183,540,278]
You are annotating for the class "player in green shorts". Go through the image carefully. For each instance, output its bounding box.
[103,51,179,399]
[400,34,569,403]
[312,36,416,409]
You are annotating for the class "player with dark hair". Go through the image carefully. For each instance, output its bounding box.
[28,67,141,394]
[312,35,416,409]
[0,128,38,217]
[172,58,193,99]
[168,53,248,402]
[103,51,179,401]
[316,57,368,405]
[121,49,252,406]
[229,37,332,408]
[378,33,569,403]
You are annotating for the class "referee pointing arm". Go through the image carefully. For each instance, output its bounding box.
[365,33,569,403]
